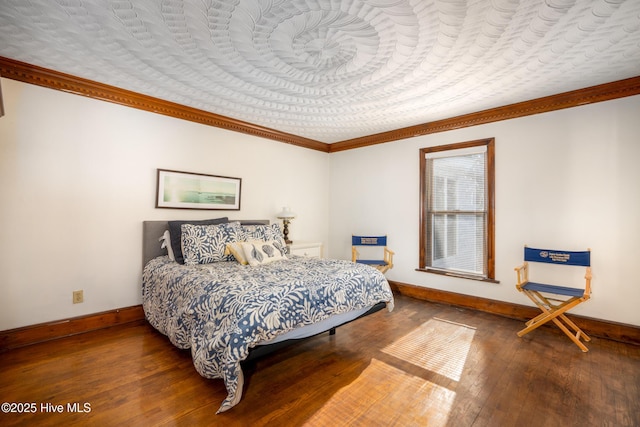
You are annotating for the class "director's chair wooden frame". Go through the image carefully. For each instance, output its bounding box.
[515,246,592,352]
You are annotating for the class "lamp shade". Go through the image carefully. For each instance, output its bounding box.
[276,207,296,219]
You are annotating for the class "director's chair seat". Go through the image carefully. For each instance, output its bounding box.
[352,235,394,274]
[515,246,592,352]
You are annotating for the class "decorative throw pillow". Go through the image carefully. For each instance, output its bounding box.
[240,240,288,266]
[168,217,229,264]
[226,241,249,265]
[181,222,243,265]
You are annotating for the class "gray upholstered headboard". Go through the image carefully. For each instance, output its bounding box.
[142,219,269,268]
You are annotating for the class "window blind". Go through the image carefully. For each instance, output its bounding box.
[426,146,487,276]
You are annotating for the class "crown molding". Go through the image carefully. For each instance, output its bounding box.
[329,75,640,152]
[0,56,330,153]
[2,56,639,153]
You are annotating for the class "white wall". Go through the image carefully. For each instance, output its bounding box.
[0,78,330,330]
[328,95,640,327]
[2,76,638,330]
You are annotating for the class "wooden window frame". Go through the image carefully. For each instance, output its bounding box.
[418,138,497,283]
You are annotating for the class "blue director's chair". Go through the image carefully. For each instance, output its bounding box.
[515,246,592,352]
[352,235,394,274]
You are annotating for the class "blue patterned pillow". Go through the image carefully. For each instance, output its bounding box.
[168,217,228,264]
[182,222,244,265]
[241,224,286,248]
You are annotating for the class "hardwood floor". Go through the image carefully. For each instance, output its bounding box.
[1,293,638,426]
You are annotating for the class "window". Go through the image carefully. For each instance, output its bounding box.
[419,138,495,281]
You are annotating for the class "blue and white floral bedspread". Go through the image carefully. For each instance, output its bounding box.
[142,256,394,413]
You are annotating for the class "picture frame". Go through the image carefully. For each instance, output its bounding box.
[156,169,241,210]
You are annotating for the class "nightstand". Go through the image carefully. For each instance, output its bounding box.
[288,241,323,258]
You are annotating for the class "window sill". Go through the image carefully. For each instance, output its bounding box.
[415,268,500,284]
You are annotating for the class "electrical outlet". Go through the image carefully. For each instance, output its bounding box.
[72,290,84,304]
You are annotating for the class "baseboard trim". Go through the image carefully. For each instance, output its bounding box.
[389,281,640,346]
[0,305,145,352]
[3,285,638,350]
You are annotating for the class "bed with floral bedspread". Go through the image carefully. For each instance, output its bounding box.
[142,254,394,413]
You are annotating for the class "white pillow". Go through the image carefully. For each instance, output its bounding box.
[240,240,288,266]
[160,230,175,261]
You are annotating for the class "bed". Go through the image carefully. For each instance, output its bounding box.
[141,219,394,413]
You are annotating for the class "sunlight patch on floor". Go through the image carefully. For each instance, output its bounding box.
[381,317,476,382]
[304,358,455,427]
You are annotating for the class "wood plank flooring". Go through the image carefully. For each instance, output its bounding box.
[1,293,638,426]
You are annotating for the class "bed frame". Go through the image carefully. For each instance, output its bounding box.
[243,301,385,362]
[142,219,387,361]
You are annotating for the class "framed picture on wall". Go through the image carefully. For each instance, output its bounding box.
[156,169,241,210]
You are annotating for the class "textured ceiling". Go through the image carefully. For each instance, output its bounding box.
[1,0,639,143]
